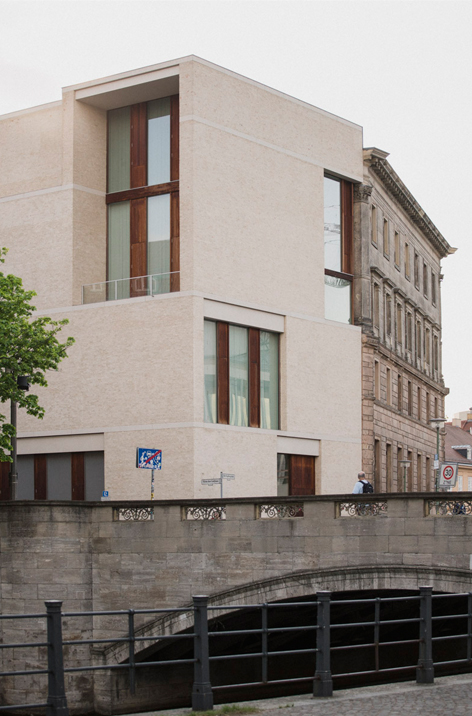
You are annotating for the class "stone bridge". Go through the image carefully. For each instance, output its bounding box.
[1,493,472,712]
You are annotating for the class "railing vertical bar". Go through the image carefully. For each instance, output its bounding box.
[468,593,472,663]
[374,598,381,672]
[128,610,136,695]
[416,586,434,684]
[261,603,268,683]
[192,596,213,711]
[45,601,70,716]
[313,592,332,697]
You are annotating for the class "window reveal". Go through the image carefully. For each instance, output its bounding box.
[107,96,179,298]
[204,321,279,429]
[324,176,353,324]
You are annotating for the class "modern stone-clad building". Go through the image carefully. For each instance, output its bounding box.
[0,56,453,500]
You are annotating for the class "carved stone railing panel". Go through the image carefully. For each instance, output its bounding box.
[113,507,154,521]
[258,504,304,519]
[337,502,388,517]
[426,500,472,516]
[184,506,226,521]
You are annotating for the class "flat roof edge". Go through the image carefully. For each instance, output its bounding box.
[0,100,62,122]
[63,54,362,131]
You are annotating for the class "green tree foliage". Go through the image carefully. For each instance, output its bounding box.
[0,249,74,460]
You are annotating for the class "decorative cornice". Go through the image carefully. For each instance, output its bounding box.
[353,182,373,203]
[364,148,456,259]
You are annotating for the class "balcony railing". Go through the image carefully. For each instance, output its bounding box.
[82,272,179,304]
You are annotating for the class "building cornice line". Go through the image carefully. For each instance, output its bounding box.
[0,184,105,204]
[17,424,360,445]
[181,114,363,182]
[364,148,455,259]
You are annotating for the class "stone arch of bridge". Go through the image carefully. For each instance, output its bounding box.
[100,563,472,666]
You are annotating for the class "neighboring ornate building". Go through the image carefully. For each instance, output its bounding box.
[353,148,455,492]
[445,412,472,492]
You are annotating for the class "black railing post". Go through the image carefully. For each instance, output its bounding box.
[416,586,434,684]
[192,596,213,711]
[313,591,332,697]
[261,603,268,683]
[128,610,136,695]
[45,601,70,716]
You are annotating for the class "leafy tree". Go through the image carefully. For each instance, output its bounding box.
[0,249,74,460]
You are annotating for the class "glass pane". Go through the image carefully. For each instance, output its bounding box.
[229,325,248,427]
[277,454,289,496]
[204,321,217,424]
[148,98,171,186]
[148,194,170,294]
[260,331,278,429]
[325,274,351,323]
[108,107,130,193]
[108,202,130,299]
[324,176,341,272]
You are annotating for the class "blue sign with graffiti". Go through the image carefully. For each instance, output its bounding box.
[136,448,162,470]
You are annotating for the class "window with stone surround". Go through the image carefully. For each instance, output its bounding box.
[383,218,389,257]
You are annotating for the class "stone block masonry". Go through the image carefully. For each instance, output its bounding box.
[0,495,471,713]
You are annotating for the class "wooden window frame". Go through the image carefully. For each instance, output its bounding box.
[107,95,180,293]
[324,177,354,322]
[210,321,279,429]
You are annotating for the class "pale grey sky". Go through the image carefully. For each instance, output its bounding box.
[1,0,470,418]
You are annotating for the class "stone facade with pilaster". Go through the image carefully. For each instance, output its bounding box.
[353,148,453,492]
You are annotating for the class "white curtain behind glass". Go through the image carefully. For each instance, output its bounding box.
[229,326,248,427]
[108,202,130,299]
[148,194,170,294]
[108,107,130,193]
[260,331,278,429]
[204,322,217,423]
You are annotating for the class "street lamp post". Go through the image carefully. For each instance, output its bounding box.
[9,376,30,500]
[429,417,446,492]
[399,459,411,492]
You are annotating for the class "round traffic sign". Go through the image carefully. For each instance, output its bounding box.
[442,465,455,481]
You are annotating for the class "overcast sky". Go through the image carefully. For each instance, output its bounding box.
[1,0,470,418]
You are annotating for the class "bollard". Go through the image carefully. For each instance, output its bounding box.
[313,591,333,697]
[45,601,70,716]
[191,596,213,711]
[416,586,434,684]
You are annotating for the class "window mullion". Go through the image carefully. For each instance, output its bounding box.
[130,103,147,189]
[249,328,260,428]
[130,198,147,291]
[217,323,229,425]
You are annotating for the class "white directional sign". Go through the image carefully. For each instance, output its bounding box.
[438,462,458,488]
[201,472,236,498]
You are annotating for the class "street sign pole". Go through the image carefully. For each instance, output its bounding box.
[151,469,155,501]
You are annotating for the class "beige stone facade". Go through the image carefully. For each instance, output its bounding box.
[0,56,366,500]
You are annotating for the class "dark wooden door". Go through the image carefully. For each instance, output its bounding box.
[0,461,10,500]
[34,455,47,500]
[71,453,85,501]
[290,455,316,495]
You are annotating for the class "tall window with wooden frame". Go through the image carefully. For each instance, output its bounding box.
[324,176,353,324]
[204,320,279,429]
[106,96,179,299]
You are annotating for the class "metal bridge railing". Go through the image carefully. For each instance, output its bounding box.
[2,588,472,713]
